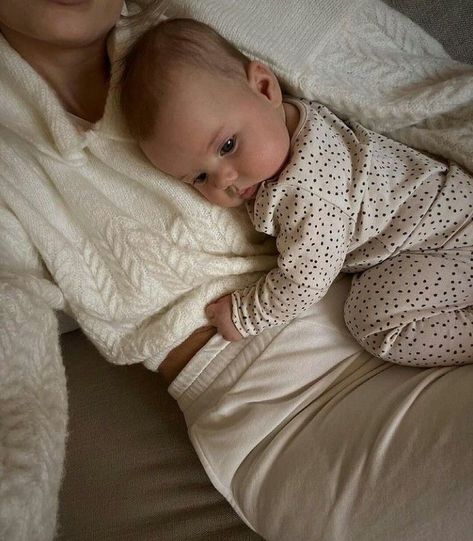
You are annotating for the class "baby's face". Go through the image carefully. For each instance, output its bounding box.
[141,63,291,208]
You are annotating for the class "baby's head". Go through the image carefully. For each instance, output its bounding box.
[120,18,291,207]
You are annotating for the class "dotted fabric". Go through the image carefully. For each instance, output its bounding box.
[231,98,473,365]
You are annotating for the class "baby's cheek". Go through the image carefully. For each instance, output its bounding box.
[258,134,289,176]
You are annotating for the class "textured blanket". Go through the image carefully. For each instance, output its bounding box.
[170,0,473,172]
[1,1,472,539]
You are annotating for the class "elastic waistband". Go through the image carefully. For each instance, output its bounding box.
[168,325,284,419]
[168,332,230,401]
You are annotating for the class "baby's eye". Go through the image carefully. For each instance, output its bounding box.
[220,137,236,156]
[193,172,207,185]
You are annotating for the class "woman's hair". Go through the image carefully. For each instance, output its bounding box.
[119,18,249,141]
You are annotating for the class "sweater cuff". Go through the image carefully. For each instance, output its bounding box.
[230,291,251,338]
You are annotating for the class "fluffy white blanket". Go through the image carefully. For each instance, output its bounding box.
[1,1,472,539]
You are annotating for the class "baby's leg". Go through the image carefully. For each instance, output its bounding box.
[344,249,473,366]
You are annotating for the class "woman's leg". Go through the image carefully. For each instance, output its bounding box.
[170,279,473,541]
[344,249,473,366]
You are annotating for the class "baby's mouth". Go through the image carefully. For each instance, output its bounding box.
[239,184,260,200]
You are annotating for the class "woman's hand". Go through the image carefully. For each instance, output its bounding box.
[206,295,243,342]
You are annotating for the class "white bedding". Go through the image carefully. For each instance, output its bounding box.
[170,276,473,540]
[168,0,473,173]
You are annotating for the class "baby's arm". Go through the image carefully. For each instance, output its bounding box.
[231,193,352,337]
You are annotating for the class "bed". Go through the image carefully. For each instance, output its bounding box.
[57,2,473,540]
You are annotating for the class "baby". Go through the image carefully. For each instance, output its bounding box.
[120,18,473,367]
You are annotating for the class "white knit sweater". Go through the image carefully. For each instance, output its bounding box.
[0,13,276,541]
[1,1,473,539]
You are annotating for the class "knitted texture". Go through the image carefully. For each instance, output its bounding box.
[1,0,473,538]
[169,0,473,171]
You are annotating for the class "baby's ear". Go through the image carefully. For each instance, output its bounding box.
[246,61,282,107]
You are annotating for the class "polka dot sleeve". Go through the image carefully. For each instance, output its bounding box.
[231,189,352,337]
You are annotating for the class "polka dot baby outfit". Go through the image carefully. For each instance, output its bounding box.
[231,98,473,366]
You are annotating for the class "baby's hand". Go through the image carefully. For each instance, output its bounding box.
[205,295,243,342]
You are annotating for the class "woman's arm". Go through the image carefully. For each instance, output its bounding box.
[0,203,67,540]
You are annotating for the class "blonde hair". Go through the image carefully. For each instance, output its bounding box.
[120,18,249,141]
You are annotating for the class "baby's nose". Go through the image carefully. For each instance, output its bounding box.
[214,164,238,188]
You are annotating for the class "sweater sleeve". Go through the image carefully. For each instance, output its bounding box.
[231,192,352,336]
[0,202,67,541]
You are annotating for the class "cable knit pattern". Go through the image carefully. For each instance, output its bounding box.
[1,1,473,538]
[0,283,67,541]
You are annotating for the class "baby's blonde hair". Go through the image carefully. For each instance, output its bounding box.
[120,18,249,141]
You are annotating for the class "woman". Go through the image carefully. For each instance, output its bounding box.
[0,0,229,537]
[1,1,472,540]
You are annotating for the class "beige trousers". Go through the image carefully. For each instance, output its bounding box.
[170,278,473,541]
